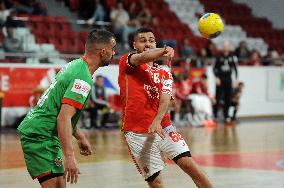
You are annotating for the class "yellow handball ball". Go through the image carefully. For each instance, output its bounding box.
[198,13,224,39]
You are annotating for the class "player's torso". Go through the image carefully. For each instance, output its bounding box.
[18,59,92,137]
[126,64,166,110]
[120,61,171,132]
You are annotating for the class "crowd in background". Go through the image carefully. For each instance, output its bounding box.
[0,0,282,128]
[74,0,283,67]
[0,0,283,67]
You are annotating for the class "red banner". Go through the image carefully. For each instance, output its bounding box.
[0,65,60,107]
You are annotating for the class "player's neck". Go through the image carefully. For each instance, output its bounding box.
[147,62,154,66]
[82,54,100,75]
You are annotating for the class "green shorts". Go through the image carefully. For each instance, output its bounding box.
[19,133,64,179]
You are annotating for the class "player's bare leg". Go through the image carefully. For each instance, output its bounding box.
[176,157,213,188]
[40,176,66,188]
[147,173,164,188]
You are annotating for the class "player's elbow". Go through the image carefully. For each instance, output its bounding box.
[130,54,142,66]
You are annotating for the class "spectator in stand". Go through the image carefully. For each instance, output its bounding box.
[188,75,216,127]
[173,73,192,124]
[78,0,94,19]
[86,0,107,26]
[89,75,110,129]
[198,47,212,66]
[263,47,280,66]
[247,50,262,66]
[32,0,48,16]
[234,41,250,60]
[4,9,25,27]
[12,0,47,15]
[110,2,130,49]
[3,25,22,53]
[127,0,140,18]
[172,74,183,124]
[0,0,12,26]
[135,1,152,26]
[179,38,196,59]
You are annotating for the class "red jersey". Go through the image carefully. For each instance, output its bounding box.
[118,53,173,133]
[174,79,192,100]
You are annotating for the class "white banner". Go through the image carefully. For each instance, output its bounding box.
[267,69,284,101]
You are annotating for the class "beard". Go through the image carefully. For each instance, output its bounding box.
[100,58,112,67]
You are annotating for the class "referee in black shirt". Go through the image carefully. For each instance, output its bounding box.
[213,42,238,124]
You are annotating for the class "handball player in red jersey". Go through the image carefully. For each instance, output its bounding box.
[118,28,213,188]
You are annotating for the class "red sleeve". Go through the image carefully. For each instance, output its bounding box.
[62,98,83,109]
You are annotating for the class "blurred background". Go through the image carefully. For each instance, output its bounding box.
[0,0,283,128]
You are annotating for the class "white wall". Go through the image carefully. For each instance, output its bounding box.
[233,0,284,29]
[207,66,284,117]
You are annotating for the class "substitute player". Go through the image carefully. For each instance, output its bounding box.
[118,28,213,188]
[18,29,116,188]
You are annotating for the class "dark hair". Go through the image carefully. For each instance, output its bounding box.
[133,27,154,40]
[85,29,115,49]
[96,75,103,79]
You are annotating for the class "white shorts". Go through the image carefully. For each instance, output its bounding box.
[124,125,191,180]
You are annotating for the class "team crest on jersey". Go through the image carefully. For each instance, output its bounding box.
[143,166,149,174]
[54,157,63,167]
[71,79,91,97]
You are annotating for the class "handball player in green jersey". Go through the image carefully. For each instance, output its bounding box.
[18,29,116,187]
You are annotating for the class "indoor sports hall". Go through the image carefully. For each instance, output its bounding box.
[0,0,283,187]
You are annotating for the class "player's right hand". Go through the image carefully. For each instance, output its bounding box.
[64,155,81,184]
[163,45,174,68]
[148,118,166,139]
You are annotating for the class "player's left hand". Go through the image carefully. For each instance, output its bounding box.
[148,119,166,139]
[77,138,93,156]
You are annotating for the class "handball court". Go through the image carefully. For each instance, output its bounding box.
[0,119,284,188]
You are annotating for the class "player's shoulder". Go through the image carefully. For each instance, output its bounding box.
[71,58,89,73]
[59,58,90,80]
[119,53,132,62]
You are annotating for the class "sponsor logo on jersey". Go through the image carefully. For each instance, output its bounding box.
[71,79,91,97]
[144,84,159,99]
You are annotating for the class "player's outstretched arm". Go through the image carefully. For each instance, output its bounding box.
[130,46,174,66]
[148,93,171,139]
[57,104,80,184]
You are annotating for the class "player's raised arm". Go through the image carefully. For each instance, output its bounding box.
[130,45,174,66]
[126,28,174,67]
